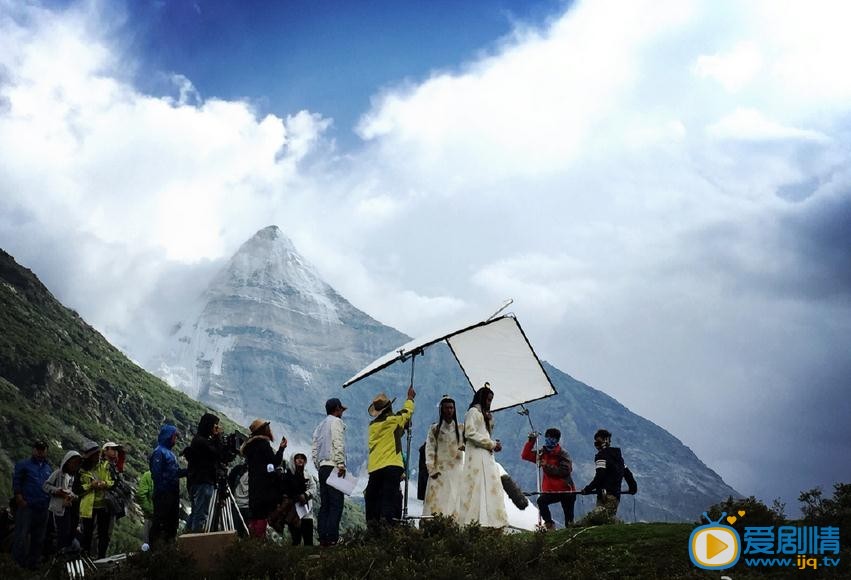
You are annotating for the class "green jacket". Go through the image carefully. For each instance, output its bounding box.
[79,460,114,519]
[136,470,154,517]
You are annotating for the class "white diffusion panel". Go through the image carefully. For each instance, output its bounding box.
[446,316,556,411]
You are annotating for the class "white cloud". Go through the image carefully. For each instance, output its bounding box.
[707,108,829,142]
[693,42,763,92]
[1,0,850,507]
[356,0,695,183]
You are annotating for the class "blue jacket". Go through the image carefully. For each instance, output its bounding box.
[13,456,53,510]
[150,425,186,496]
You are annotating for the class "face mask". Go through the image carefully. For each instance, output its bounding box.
[543,437,558,450]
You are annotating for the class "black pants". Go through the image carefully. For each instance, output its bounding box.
[150,491,179,548]
[364,466,403,527]
[81,508,111,558]
[538,492,576,525]
[288,518,314,546]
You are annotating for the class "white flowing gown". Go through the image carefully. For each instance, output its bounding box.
[457,405,508,528]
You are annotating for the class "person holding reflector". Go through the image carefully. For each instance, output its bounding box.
[364,385,416,529]
[458,385,508,529]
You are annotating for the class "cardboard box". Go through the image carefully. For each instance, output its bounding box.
[177,530,238,571]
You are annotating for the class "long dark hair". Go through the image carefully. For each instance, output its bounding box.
[433,397,460,456]
[469,385,494,433]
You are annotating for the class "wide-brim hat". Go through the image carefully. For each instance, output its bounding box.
[368,393,396,418]
[102,441,122,451]
[249,419,271,435]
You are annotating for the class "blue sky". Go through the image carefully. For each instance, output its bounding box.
[117,0,566,145]
[1,0,850,511]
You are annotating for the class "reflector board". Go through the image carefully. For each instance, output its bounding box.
[447,316,555,411]
[343,313,556,412]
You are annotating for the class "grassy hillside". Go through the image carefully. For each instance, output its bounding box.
[0,248,240,498]
[2,521,845,579]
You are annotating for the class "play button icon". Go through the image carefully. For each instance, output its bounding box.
[706,532,729,560]
[689,524,741,570]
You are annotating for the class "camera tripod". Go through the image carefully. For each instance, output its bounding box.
[203,478,248,535]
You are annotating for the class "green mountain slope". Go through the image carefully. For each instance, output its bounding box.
[0,248,238,498]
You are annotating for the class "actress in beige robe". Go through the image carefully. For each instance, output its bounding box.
[423,397,464,518]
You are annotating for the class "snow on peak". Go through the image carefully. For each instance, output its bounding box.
[210,226,341,325]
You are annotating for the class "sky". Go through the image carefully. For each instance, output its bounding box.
[1,0,849,511]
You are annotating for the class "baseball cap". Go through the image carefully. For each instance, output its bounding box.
[325,398,347,414]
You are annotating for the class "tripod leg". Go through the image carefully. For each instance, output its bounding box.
[204,487,219,534]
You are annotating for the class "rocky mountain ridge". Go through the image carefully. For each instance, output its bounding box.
[148,226,739,522]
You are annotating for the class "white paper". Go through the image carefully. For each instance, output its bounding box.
[326,470,358,495]
[296,500,312,519]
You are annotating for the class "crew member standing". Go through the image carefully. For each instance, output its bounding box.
[522,428,575,529]
[311,397,347,547]
[364,386,415,529]
[11,439,52,569]
[150,425,186,547]
[581,428,637,518]
[185,412,223,532]
[240,419,287,538]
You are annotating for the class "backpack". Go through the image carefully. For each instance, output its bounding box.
[624,466,638,495]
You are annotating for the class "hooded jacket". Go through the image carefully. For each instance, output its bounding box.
[240,434,285,519]
[186,412,223,487]
[150,424,186,496]
[43,451,81,516]
[136,470,154,517]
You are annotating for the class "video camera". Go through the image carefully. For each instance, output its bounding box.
[219,430,248,465]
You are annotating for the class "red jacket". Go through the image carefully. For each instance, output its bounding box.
[521,440,575,492]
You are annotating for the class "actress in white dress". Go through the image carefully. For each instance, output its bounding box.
[423,397,465,518]
[457,386,508,528]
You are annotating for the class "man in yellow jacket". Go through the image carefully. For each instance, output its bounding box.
[365,385,415,529]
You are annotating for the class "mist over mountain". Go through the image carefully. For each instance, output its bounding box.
[0,248,238,499]
[149,225,738,522]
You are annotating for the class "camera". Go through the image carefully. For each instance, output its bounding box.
[220,430,247,465]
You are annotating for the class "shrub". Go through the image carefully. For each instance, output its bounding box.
[704,495,784,533]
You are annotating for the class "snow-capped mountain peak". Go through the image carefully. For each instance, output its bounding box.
[209,225,341,326]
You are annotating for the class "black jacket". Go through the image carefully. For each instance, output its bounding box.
[241,436,285,519]
[584,446,626,497]
[186,413,223,487]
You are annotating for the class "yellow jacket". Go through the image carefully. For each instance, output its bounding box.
[79,460,114,519]
[367,399,414,473]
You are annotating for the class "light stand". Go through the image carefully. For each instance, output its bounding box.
[399,347,423,523]
[517,403,543,529]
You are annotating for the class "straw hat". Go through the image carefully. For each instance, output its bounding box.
[249,419,271,435]
[368,393,396,418]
